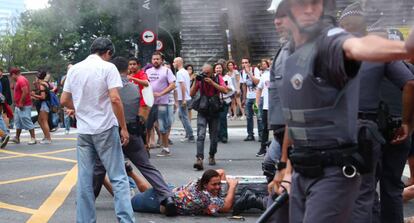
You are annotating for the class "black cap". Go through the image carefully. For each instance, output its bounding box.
[90,37,115,55]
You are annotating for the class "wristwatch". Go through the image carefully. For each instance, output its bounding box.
[276,161,287,170]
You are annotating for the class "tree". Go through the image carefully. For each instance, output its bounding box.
[0,0,181,78]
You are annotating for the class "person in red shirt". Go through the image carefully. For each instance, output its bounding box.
[127,57,150,119]
[9,67,36,145]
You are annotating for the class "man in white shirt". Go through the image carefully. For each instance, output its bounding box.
[173,57,194,142]
[256,61,270,157]
[241,58,261,141]
[60,37,135,223]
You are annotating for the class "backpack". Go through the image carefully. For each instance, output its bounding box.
[48,91,60,113]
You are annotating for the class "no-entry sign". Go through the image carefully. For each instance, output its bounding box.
[141,30,155,44]
[156,40,164,51]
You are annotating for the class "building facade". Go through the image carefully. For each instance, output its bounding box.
[180,0,414,70]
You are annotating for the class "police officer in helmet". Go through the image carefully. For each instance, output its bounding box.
[338,3,414,222]
[273,0,414,222]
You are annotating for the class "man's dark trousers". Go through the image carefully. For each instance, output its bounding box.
[93,133,172,203]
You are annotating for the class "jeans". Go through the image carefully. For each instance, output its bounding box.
[14,106,35,130]
[245,98,263,137]
[0,114,8,134]
[258,97,264,136]
[196,113,219,159]
[64,113,70,131]
[218,103,230,140]
[178,100,193,138]
[76,126,135,223]
[260,109,269,150]
[93,134,172,203]
[147,105,171,134]
[131,185,175,213]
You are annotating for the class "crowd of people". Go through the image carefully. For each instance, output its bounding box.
[0,67,68,148]
[5,0,414,222]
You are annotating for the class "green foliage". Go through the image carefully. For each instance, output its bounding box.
[0,0,181,79]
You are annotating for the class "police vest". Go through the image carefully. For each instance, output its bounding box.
[278,38,359,149]
[269,44,290,127]
[120,78,140,124]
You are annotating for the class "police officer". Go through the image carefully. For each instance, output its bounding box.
[339,3,414,223]
[275,0,414,222]
[92,57,177,216]
[260,1,292,222]
[263,0,291,185]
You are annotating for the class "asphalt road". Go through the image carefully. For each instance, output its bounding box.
[1,117,414,223]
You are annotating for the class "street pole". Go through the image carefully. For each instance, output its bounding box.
[137,0,159,65]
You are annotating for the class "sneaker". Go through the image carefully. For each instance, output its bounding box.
[65,130,70,135]
[243,135,255,141]
[168,139,173,145]
[181,137,195,143]
[39,139,52,145]
[0,135,10,148]
[28,138,37,145]
[208,156,216,166]
[239,116,246,121]
[193,158,204,170]
[157,149,171,157]
[221,137,228,144]
[256,148,266,157]
[10,137,20,144]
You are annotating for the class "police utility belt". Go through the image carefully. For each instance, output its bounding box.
[289,145,362,179]
[126,117,145,137]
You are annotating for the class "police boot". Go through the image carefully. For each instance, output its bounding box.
[232,189,265,215]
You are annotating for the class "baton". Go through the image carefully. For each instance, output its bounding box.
[256,191,289,223]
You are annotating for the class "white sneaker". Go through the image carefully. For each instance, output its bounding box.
[10,137,20,144]
[40,139,52,144]
[239,115,246,121]
[156,148,171,157]
[28,138,37,145]
[65,130,70,135]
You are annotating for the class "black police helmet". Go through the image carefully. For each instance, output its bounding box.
[90,37,115,55]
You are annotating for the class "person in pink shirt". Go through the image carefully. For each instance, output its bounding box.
[145,51,176,157]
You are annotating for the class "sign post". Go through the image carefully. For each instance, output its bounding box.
[137,0,159,65]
